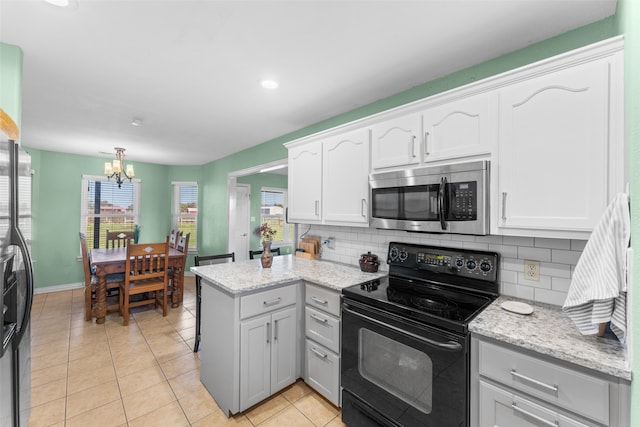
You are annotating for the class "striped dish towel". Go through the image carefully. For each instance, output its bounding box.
[563,193,630,342]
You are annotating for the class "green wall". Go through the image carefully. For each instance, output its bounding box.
[237,172,292,254]
[0,43,23,138]
[24,147,201,288]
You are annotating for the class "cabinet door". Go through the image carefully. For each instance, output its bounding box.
[479,380,590,427]
[322,129,370,225]
[270,306,297,394]
[305,339,341,406]
[370,113,421,170]
[240,315,271,410]
[288,140,323,223]
[498,59,610,234]
[422,93,492,162]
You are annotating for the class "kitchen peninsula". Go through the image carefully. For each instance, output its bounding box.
[191,255,385,416]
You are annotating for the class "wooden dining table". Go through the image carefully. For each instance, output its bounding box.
[90,246,186,324]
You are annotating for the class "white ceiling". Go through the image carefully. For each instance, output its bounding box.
[0,0,616,166]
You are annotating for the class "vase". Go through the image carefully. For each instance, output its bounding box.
[260,241,274,268]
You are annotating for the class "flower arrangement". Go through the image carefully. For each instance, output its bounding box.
[253,222,276,242]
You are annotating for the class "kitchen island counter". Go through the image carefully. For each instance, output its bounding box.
[191,254,386,295]
[470,295,631,381]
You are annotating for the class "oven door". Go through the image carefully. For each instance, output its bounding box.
[341,299,469,427]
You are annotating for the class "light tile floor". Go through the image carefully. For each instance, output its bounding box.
[28,276,346,427]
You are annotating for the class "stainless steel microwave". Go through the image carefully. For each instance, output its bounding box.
[369,160,490,235]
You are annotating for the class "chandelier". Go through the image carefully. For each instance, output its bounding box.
[104,147,135,188]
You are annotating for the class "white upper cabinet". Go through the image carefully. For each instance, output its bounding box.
[496,49,623,238]
[287,128,370,227]
[322,129,370,225]
[287,139,323,223]
[370,113,421,170]
[422,93,494,162]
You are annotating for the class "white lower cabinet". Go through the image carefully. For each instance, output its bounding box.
[305,339,340,405]
[240,306,297,410]
[479,380,590,427]
[303,283,341,406]
[199,281,299,415]
[471,337,631,427]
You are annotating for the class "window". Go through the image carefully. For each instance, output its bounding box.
[172,181,198,251]
[260,187,292,244]
[80,175,140,249]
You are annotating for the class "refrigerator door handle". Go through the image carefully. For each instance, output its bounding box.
[10,228,33,349]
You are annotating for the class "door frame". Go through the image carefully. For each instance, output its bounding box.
[227,159,290,257]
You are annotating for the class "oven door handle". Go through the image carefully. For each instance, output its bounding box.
[343,306,463,352]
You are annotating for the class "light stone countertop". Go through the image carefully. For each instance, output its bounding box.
[190,254,387,295]
[470,295,631,381]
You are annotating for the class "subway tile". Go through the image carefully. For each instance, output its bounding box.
[534,238,571,250]
[551,249,582,265]
[518,247,552,262]
[540,262,571,279]
[534,288,569,306]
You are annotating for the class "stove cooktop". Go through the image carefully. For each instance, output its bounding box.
[342,242,500,334]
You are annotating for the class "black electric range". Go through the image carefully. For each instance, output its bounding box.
[341,242,500,427]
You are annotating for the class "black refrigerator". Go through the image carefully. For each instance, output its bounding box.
[1,138,33,427]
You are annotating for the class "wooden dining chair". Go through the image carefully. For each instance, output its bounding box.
[79,232,123,321]
[119,237,170,326]
[106,229,134,248]
[169,229,182,249]
[193,252,235,352]
[249,247,281,259]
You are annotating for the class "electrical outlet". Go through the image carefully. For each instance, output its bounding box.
[324,237,336,249]
[524,260,540,281]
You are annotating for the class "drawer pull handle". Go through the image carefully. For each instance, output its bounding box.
[511,402,559,427]
[311,347,328,359]
[311,314,328,323]
[510,370,558,393]
[311,296,328,305]
[263,297,282,307]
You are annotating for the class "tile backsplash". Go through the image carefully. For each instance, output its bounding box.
[304,225,586,307]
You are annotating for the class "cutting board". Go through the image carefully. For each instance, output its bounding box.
[296,235,321,259]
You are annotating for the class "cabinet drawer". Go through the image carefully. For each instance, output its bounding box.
[478,341,609,425]
[240,285,297,320]
[479,380,591,427]
[305,339,340,406]
[305,306,340,354]
[305,283,340,316]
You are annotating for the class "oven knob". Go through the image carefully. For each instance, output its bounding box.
[466,260,477,271]
[455,258,464,268]
[480,260,492,273]
[389,247,399,262]
[398,250,409,262]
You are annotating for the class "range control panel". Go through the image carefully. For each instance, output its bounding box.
[387,242,499,282]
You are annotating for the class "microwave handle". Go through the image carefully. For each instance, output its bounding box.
[438,176,447,230]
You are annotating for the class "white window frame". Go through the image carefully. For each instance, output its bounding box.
[79,174,141,251]
[260,186,292,246]
[172,181,198,253]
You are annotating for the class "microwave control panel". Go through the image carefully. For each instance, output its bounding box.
[447,181,477,220]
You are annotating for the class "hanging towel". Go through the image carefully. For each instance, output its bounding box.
[563,193,630,342]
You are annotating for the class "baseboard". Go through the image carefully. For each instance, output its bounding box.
[34,282,84,295]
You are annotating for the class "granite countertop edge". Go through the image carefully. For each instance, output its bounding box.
[190,255,387,295]
[470,295,631,381]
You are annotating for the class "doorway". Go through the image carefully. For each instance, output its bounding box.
[227,159,291,262]
[229,184,250,261]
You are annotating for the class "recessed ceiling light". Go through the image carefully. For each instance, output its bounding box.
[44,0,70,7]
[260,79,279,90]
[131,118,143,127]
